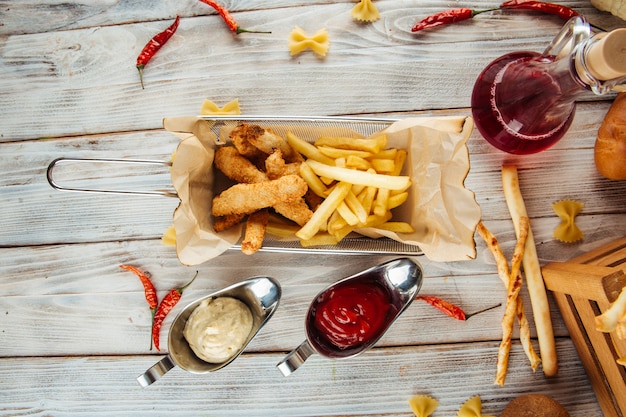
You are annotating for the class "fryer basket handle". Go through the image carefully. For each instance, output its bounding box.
[47,157,178,197]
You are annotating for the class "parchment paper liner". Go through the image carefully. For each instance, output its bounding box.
[163,116,481,265]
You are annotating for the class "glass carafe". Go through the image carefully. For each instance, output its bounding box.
[471,17,626,155]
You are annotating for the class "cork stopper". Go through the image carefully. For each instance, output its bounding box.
[586,28,626,80]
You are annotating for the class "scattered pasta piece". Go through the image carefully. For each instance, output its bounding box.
[618,357,626,366]
[457,396,495,417]
[408,394,438,417]
[351,0,380,22]
[551,199,584,243]
[199,98,241,115]
[161,224,176,246]
[595,285,626,338]
[288,27,330,57]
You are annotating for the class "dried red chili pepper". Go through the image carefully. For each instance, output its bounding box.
[136,16,180,90]
[416,295,467,320]
[199,0,271,34]
[500,0,578,20]
[152,271,198,351]
[416,295,502,321]
[411,7,496,32]
[120,264,158,350]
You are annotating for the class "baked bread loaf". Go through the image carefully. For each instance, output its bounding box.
[590,0,626,21]
[500,394,570,417]
[595,93,626,180]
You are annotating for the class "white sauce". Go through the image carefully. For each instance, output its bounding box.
[183,297,253,363]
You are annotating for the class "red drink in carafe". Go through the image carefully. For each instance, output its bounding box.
[471,51,577,155]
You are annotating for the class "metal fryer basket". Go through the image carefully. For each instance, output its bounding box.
[47,115,423,257]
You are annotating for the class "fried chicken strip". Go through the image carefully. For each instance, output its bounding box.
[231,124,301,162]
[212,175,308,217]
[214,146,312,225]
[265,149,302,179]
[213,213,246,233]
[241,209,269,255]
[215,146,269,183]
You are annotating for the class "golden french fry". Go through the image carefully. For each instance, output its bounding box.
[356,184,376,212]
[299,232,339,247]
[374,188,390,217]
[345,155,372,171]
[286,131,336,165]
[502,165,557,377]
[392,149,407,176]
[299,162,327,197]
[376,222,415,233]
[388,192,409,209]
[318,146,373,159]
[296,182,352,240]
[314,134,388,153]
[265,222,299,238]
[371,148,397,160]
[360,212,393,228]
[371,159,395,174]
[344,191,368,224]
[336,202,359,226]
[305,160,411,191]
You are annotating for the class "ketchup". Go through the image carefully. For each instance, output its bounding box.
[310,281,391,352]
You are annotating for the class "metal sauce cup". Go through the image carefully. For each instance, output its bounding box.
[138,276,281,387]
[277,257,422,376]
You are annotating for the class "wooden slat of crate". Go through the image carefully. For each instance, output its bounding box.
[543,237,626,417]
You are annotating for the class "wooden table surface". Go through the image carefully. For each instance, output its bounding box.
[2,1,626,416]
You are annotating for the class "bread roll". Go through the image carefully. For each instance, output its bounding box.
[500,394,570,417]
[595,93,626,180]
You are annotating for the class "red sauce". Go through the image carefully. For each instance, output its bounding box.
[311,281,391,351]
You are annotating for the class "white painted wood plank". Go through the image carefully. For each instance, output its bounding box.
[1,2,618,141]
[0,340,602,417]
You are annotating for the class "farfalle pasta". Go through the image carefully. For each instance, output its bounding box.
[408,394,438,417]
[351,0,380,22]
[200,98,241,115]
[457,396,495,417]
[551,199,584,243]
[288,27,330,57]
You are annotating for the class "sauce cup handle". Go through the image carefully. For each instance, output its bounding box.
[276,340,316,377]
[136,355,176,387]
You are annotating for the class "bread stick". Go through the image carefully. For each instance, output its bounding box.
[502,165,558,377]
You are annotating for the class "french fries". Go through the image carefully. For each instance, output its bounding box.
[502,165,558,378]
[289,131,413,246]
[211,124,414,253]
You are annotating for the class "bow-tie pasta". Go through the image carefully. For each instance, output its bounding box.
[351,0,380,22]
[200,98,242,115]
[408,394,438,417]
[288,27,330,57]
[457,396,495,417]
[551,199,584,243]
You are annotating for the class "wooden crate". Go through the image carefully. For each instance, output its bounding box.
[543,237,626,417]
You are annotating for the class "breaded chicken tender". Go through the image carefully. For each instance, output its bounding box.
[230,124,301,162]
[212,175,308,217]
[265,149,302,180]
[241,209,269,255]
[215,146,268,184]
[229,125,266,158]
[213,213,246,233]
